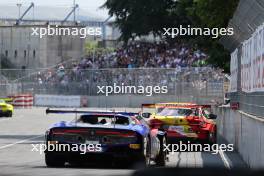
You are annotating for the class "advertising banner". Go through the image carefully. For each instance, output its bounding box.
[241,24,264,92]
[230,48,238,92]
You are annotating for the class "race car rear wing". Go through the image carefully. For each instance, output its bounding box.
[141,103,211,109]
[46,108,139,117]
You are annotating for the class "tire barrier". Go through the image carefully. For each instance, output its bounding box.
[8,94,34,108]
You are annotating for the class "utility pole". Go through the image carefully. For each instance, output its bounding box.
[16,3,22,18]
[73,0,76,22]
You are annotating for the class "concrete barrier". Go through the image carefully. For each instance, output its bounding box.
[214,106,264,168]
[35,94,81,107]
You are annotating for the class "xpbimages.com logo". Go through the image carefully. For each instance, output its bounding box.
[164,141,234,155]
[163,25,234,39]
[97,83,168,96]
[31,142,102,155]
[31,25,102,38]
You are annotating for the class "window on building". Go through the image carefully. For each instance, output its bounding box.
[24,50,26,58]
[5,50,8,57]
[14,50,17,58]
[33,50,36,58]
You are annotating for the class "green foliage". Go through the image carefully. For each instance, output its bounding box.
[189,0,239,72]
[191,0,239,28]
[85,40,98,52]
[102,0,182,41]
[206,41,230,71]
[85,41,114,55]
[102,0,240,72]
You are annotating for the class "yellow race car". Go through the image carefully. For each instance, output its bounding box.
[0,99,14,117]
[142,102,217,144]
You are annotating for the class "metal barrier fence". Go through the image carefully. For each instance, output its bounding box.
[0,68,224,104]
[222,0,264,117]
[220,0,264,51]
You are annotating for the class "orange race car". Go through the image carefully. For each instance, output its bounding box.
[141,103,217,144]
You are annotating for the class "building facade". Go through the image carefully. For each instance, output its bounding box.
[0,25,85,69]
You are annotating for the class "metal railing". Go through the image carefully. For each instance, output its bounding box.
[0,68,225,104]
[220,0,264,51]
[222,0,264,117]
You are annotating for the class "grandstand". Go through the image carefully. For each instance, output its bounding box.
[44,41,209,70]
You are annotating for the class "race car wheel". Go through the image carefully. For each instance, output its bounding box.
[207,130,217,145]
[45,153,65,167]
[155,137,167,167]
[138,137,151,167]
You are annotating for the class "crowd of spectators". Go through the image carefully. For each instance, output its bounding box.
[32,66,223,96]
[30,41,224,95]
[68,41,208,70]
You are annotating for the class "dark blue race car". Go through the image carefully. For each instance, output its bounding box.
[44,109,167,167]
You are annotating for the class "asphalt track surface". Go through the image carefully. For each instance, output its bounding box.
[0,108,247,176]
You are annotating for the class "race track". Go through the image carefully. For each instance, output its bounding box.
[0,108,247,176]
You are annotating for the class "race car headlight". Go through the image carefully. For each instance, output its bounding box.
[48,141,58,145]
[129,144,141,149]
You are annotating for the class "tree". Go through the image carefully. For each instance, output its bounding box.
[190,0,239,28]
[188,0,239,71]
[102,0,179,42]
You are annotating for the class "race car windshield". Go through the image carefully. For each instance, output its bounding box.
[78,115,130,126]
[156,108,193,116]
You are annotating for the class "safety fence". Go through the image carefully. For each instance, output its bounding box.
[0,67,225,107]
[228,0,264,117]
[220,0,264,52]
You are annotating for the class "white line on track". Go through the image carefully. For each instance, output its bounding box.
[0,118,11,121]
[219,149,231,169]
[0,135,44,150]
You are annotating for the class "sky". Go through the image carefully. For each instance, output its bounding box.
[0,0,109,19]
